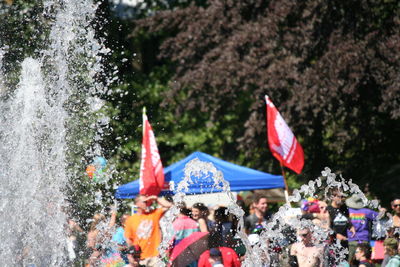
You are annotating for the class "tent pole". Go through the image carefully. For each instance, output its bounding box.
[280,163,290,205]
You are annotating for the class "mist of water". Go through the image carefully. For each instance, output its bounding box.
[0,0,109,265]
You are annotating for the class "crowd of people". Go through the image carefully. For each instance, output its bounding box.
[66,190,400,267]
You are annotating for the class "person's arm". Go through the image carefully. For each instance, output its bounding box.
[198,218,209,232]
[372,208,385,220]
[344,207,355,237]
[108,209,117,228]
[336,233,348,240]
[348,225,356,238]
[87,231,97,249]
[145,195,172,211]
[347,213,355,238]
[379,207,387,213]
[69,219,84,233]
[157,196,173,210]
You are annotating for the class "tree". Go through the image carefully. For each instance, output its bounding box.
[129,0,400,204]
[101,0,231,187]
[0,1,48,90]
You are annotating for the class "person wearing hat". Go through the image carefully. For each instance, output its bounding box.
[346,194,386,265]
[197,247,241,267]
[198,233,241,267]
[383,238,400,267]
[208,248,224,267]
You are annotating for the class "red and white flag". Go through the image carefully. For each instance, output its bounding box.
[265,95,304,174]
[139,108,165,196]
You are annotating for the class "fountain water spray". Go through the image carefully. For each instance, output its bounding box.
[0,0,110,265]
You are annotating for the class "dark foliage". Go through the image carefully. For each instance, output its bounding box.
[131,0,400,203]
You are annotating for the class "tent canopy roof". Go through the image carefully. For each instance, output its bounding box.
[115,151,284,199]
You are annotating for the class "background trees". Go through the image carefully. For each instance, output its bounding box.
[106,0,400,205]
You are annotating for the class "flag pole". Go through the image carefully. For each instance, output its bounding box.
[142,106,146,135]
[280,163,291,205]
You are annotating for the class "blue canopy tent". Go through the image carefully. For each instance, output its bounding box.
[115,151,285,199]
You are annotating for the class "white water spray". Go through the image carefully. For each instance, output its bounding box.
[0,0,109,265]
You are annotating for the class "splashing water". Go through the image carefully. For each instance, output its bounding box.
[0,57,68,266]
[160,159,387,267]
[0,0,109,266]
[159,158,265,266]
[251,167,385,266]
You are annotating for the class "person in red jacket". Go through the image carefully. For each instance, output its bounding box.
[197,247,241,267]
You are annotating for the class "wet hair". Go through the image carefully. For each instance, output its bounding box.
[214,207,229,223]
[326,187,343,199]
[391,198,400,206]
[180,207,192,217]
[192,202,209,217]
[253,194,267,204]
[192,202,207,210]
[356,243,372,259]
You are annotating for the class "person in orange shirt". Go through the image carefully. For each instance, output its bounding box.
[124,195,172,267]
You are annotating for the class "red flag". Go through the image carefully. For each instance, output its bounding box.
[265,95,304,174]
[139,108,166,196]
